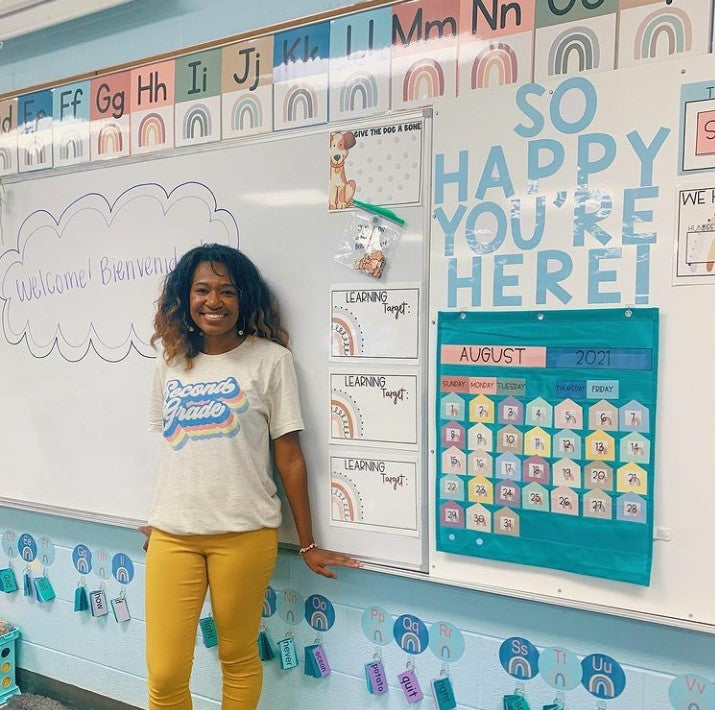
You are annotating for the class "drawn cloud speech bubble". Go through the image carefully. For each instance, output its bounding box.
[0,181,239,361]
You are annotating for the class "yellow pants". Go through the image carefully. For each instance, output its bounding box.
[145,527,278,710]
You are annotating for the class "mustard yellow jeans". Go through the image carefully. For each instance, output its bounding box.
[145,527,278,709]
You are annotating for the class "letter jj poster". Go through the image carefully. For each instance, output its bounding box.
[436,308,659,585]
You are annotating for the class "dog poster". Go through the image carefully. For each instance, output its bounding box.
[328,119,423,211]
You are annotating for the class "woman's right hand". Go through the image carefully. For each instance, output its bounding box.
[139,525,153,552]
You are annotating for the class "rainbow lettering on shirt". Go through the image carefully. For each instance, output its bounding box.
[163,377,249,450]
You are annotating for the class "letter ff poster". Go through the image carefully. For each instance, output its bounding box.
[436,308,658,585]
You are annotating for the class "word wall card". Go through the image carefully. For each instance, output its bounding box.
[436,309,659,585]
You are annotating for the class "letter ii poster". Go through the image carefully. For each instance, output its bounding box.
[436,309,659,585]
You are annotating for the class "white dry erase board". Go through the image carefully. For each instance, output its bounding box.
[0,112,432,570]
[428,56,715,634]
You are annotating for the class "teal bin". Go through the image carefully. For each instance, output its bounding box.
[0,627,21,704]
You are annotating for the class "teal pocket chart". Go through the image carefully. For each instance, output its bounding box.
[436,309,658,586]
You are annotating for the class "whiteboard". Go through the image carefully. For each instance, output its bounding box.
[0,114,432,570]
[428,57,715,633]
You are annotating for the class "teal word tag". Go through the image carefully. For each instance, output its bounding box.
[432,676,457,709]
[278,637,299,670]
[199,616,218,648]
[504,695,531,710]
[34,576,56,602]
[257,630,275,661]
[0,568,18,593]
[74,586,89,612]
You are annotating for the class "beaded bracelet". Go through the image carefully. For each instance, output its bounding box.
[299,542,318,555]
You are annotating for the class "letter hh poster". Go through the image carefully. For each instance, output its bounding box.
[436,308,658,585]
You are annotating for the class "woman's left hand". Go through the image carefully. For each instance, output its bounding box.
[301,547,361,579]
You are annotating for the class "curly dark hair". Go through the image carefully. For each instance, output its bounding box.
[151,244,288,368]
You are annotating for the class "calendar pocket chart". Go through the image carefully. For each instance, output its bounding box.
[436,309,659,585]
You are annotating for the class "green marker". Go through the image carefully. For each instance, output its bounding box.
[352,199,406,227]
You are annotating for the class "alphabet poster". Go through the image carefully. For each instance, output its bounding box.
[436,308,659,585]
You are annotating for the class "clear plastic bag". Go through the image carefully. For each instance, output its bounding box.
[334,201,405,279]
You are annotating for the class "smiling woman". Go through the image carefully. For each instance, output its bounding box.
[150,244,289,368]
[144,243,360,710]
[188,261,242,352]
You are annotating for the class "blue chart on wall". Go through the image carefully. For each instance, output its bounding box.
[436,309,659,585]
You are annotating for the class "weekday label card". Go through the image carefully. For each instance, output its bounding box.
[330,452,418,533]
[331,286,419,360]
[330,372,418,447]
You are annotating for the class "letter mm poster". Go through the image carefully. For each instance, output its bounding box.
[436,309,659,585]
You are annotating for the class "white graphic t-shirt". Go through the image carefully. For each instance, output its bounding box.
[147,337,304,535]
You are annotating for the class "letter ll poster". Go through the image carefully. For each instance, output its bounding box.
[436,308,659,585]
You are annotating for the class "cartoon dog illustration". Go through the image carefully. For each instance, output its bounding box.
[329,130,357,210]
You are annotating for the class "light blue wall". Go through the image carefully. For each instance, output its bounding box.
[1,506,714,710]
[0,2,714,709]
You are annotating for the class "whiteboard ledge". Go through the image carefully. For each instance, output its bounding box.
[0,498,145,530]
[353,560,715,636]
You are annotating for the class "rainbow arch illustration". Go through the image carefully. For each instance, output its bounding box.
[508,656,534,679]
[309,610,330,630]
[552,672,566,688]
[75,557,90,574]
[403,59,445,102]
[331,474,363,522]
[471,42,518,88]
[115,565,130,584]
[438,644,453,660]
[262,598,272,616]
[339,72,378,112]
[548,26,600,76]
[330,389,364,440]
[59,133,83,161]
[0,146,11,171]
[331,306,364,356]
[634,7,692,60]
[23,136,46,166]
[183,103,212,139]
[687,703,703,710]
[284,84,318,122]
[138,112,166,147]
[97,122,123,154]
[232,94,263,131]
[589,674,616,698]
[399,632,423,653]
